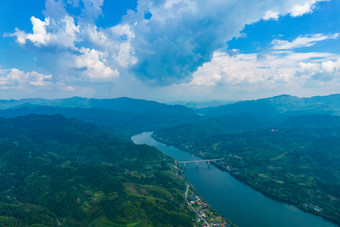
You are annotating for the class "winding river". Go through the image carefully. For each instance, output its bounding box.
[132,132,337,227]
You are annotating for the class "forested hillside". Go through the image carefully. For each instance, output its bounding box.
[0,114,197,226]
[154,113,340,225]
[199,94,340,118]
[0,97,201,136]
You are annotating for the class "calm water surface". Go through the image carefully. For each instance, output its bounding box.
[132,132,337,227]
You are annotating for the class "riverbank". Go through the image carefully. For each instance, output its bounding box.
[212,161,337,224]
[151,132,339,226]
[131,133,234,227]
[184,182,236,227]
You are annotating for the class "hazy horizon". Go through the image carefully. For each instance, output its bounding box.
[0,93,339,108]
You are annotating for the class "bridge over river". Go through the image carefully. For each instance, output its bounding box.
[178,158,223,167]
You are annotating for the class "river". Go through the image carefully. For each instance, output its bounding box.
[131,132,337,227]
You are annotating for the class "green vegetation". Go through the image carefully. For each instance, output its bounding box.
[5,94,340,225]
[198,94,340,118]
[154,114,340,225]
[0,97,200,136]
[0,114,199,226]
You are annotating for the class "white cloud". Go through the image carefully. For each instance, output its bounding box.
[321,60,340,73]
[74,48,119,82]
[9,0,328,82]
[298,62,320,74]
[290,0,328,17]
[188,52,293,87]
[80,24,109,48]
[124,0,329,84]
[0,68,52,89]
[187,50,340,88]
[263,10,279,20]
[10,16,79,49]
[110,24,137,67]
[55,16,80,48]
[8,2,137,83]
[5,0,333,97]
[25,17,52,45]
[272,33,339,50]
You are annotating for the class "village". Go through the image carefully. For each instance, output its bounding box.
[188,192,234,227]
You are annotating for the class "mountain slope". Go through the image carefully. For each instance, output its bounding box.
[199,94,340,118]
[154,113,276,146]
[0,100,201,135]
[0,114,197,226]
[0,97,197,116]
[153,113,340,225]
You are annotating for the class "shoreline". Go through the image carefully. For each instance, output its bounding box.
[151,133,339,226]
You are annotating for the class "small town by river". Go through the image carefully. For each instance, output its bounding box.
[132,132,337,227]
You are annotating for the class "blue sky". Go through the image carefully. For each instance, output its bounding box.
[0,0,340,101]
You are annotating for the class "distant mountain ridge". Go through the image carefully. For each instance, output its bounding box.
[2,94,340,117]
[199,94,340,117]
[0,97,201,135]
[0,96,196,116]
[2,94,340,135]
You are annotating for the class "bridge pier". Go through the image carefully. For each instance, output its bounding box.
[196,161,198,167]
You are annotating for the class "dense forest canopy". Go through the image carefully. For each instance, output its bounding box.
[0,114,196,226]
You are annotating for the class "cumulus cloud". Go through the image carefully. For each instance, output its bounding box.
[124,0,329,84]
[8,0,328,86]
[263,10,279,20]
[3,0,339,101]
[7,0,139,84]
[187,49,340,88]
[0,68,52,89]
[7,0,105,49]
[290,0,329,17]
[321,60,340,73]
[18,17,52,45]
[74,48,120,82]
[272,33,339,50]
[9,16,79,49]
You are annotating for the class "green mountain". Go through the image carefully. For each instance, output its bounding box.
[3,94,340,225]
[151,93,340,225]
[199,94,340,118]
[280,114,340,129]
[0,105,199,136]
[0,114,197,226]
[0,97,201,136]
[154,113,275,146]
[162,127,340,224]
[153,111,340,224]
[0,97,196,116]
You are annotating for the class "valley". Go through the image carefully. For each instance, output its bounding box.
[0,94,340,226]
[2,1,340,226]
[153,95,340,225]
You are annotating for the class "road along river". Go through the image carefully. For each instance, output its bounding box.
[132,132,337,227]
